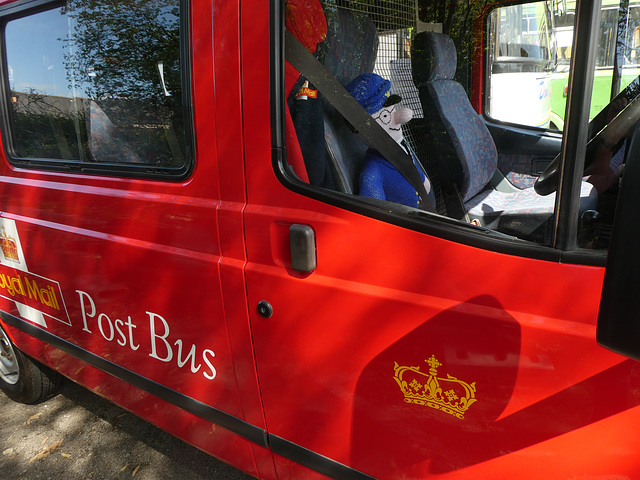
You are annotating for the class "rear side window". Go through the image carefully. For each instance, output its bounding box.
[2,0,190,176]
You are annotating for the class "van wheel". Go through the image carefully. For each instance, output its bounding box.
[0,326,60,404]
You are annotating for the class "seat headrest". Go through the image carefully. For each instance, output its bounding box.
[411,32,457,86]
[317,4,378,85]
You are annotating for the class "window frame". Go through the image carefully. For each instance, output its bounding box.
[0,0,195,181]
[269,0,606,266]
[271,0,607,266]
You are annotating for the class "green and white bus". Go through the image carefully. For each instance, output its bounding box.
[486,0,640,131]
[486,1,556,129]
[549,0,640,129]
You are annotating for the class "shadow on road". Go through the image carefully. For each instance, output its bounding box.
[0,378,255,480]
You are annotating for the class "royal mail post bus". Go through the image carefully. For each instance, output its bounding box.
[1,0,640,478]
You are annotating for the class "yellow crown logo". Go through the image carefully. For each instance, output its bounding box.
[393,355,477,420]
[0,226,19,262]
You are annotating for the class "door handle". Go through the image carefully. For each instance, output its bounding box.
[289,224,316,273]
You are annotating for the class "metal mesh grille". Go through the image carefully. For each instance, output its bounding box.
[321,0,456,216]
[310,0,475,218]
[331,0,416,31]
[326,1,421,116]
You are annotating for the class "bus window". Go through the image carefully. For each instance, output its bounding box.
[534,1,640,250]
[485,1,555,129]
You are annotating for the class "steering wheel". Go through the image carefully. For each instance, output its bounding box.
[534,95,640,196]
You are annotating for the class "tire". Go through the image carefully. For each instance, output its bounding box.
[0,325,60,404]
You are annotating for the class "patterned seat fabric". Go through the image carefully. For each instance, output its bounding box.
[318,3,378,86]
[286,1,378,193]
[466,181,598,217]
[315,2,379,194]
[411,31,597,228]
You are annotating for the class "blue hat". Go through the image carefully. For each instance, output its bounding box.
[345,73,401,115]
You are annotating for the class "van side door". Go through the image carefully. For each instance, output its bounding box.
[242,1,640,479]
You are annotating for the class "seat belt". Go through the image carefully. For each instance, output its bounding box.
[284,30,436,213]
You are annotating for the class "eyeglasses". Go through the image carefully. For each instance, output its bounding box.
[372,106,394,125]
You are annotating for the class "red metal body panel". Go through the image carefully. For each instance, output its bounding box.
[212,1,277,476]
[242,198,639,478]
[238,2,640,479]
[0,0,638,478]
[0,0,266,476]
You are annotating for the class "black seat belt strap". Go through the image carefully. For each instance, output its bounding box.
[284,30,436,213]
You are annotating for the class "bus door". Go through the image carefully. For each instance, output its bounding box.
[0,0,261,473]
[241,0,639,479]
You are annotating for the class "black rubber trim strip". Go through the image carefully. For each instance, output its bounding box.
[0,311,268,448]
[269,434,377,480]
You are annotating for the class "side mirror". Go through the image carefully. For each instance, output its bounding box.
[597,121,640,360]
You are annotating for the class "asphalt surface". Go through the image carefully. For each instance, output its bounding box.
[0,378,255,480]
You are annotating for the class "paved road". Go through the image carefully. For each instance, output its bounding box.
[0,378,255,480]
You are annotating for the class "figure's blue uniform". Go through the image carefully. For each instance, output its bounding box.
[359,148,435,208]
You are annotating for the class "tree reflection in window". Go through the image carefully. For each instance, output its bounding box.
[4,0,187,170]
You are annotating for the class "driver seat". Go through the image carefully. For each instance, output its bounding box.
[411,31,598,238]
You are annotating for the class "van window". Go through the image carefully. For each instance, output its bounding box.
[280,0,592,248]
[2,0,189,175]
[279,0,640,254]
[491,0,640,132]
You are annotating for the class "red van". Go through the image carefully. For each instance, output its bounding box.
[1,0,640,478]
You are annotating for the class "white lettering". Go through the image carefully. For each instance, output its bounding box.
[97,313,114,341]
[148,312,172,363]
[114,318,127,347]
[202,349,217,380]
[124,316,140,351]
[76,290,96,333]
[74,293,216,381]
[175,339,201,373]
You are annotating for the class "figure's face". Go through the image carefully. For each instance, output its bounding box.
[372,104,413,143]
